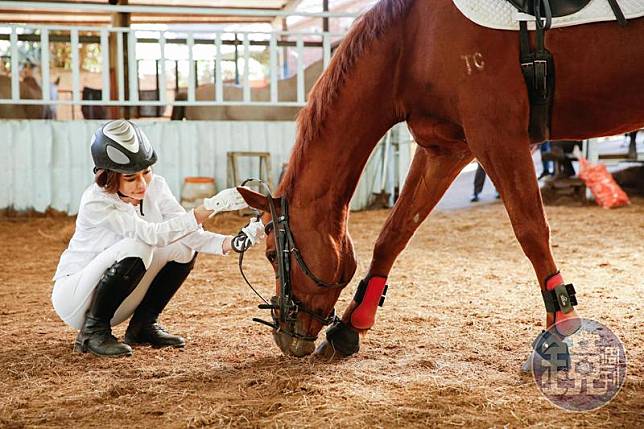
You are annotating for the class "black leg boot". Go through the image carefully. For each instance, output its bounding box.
[124,253,197,348]
[74,257,147,357]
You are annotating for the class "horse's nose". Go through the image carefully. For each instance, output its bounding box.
[272,331,315,357]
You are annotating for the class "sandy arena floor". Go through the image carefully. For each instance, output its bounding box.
[0,200,642,428]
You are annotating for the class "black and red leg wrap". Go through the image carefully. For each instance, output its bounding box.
[350,276,388,330]
[542,272,577,314]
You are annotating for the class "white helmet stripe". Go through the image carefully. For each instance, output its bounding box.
[103,120,139,153]
[106,145,131,165]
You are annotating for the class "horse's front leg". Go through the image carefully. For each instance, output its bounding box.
[316,137,473,358]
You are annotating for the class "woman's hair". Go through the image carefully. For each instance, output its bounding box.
[95,169,121,193]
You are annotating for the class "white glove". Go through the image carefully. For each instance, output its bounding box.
[241,218,266,246]
[203,188,248,213]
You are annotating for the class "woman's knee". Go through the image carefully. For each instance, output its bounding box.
[174,247,196,265]
[115,239,154,268]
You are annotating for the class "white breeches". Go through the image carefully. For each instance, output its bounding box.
[52,238,195,330]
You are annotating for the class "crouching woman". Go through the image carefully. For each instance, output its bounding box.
[51,120,263,357]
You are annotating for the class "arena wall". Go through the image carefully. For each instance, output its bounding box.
[0,120,414,213]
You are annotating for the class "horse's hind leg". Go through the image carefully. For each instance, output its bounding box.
[316,138,473,358]
[465,127,581,342]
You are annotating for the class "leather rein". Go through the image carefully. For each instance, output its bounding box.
[237,179,348,342]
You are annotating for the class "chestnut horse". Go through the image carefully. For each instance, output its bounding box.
[238,0,644,358]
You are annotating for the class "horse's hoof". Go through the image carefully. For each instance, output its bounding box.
[313,318,360,359]
[522,331,571,373]
[313,339,342,360]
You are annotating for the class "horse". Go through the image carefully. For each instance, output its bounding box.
[237,0,644,359]
[0,75,59,119]
[171,60,324,121]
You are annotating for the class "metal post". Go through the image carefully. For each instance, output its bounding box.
[158,32,166,104]
[214,32,223,102]
[296,34,304,104]
[100,28,110,102]
[323,0,329,32]
[41,28,50,102]
[243,32,250,102]
[323,33,331,70]
[127,29,138,103]
[187,32,195,102]
[234,32,239,85]
[70,29,80,104]
[116,31,125,102]
[270,33,278,103]
[281,20,288,78]
[174,60,179,93]
[10,26,19,101]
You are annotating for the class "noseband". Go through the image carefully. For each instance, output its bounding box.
[237,179,348,342]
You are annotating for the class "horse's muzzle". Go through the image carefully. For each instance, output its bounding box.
[273,330,316,357]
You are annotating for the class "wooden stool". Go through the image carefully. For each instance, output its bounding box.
[227,151,273,215]
[227,151,273,189]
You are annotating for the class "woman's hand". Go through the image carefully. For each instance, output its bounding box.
[193,206,215,225]
[229,218,265,253]
[203,188,248,214]
[222,236,233,255]
[240,218,266,245]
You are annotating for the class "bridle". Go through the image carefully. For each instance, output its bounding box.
[237,179,348,342]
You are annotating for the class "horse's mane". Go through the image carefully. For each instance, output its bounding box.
[280,0,412,198]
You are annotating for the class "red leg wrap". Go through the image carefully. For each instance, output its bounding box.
[350,276,387,330]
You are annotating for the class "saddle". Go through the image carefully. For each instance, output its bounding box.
[508,0,627,141]
[507,0,592,18]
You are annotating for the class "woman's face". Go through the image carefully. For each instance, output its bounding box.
[118,168,152,200]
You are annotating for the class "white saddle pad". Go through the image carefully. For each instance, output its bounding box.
[452,0,644,30]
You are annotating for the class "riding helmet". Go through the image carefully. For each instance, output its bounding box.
[91,119,157,174]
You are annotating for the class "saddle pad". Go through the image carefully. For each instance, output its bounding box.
[452,0,644,30]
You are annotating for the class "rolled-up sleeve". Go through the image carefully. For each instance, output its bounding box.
[155,176,228,255]
[83,200,199,248]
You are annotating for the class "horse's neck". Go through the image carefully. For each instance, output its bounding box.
[286,34,402,217]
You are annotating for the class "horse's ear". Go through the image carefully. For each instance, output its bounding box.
[237,187,277,212]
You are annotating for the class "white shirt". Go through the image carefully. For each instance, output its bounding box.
[53,174,226,280]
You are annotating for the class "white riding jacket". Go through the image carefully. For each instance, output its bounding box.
[53,174,226,280]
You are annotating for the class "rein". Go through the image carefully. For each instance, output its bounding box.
[236,179,348,342]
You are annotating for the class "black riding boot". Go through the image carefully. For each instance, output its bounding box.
[74,257,147,357]
[124,253,197,348]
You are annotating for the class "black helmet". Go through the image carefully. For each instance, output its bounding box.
[91,120,157,174]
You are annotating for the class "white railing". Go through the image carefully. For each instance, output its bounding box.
[0,1,362,111]
[0,25,346,108]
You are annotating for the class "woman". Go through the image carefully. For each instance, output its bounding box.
[52,119,264,358]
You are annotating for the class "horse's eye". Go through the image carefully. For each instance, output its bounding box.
[266,251,277,264]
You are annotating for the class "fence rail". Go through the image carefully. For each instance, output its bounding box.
[0,19,348,110]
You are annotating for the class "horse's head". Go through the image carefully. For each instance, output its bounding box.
[238,187,356,357]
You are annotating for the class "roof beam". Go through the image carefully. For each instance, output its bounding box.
[0,1,359,18]
[272,0,304,28]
